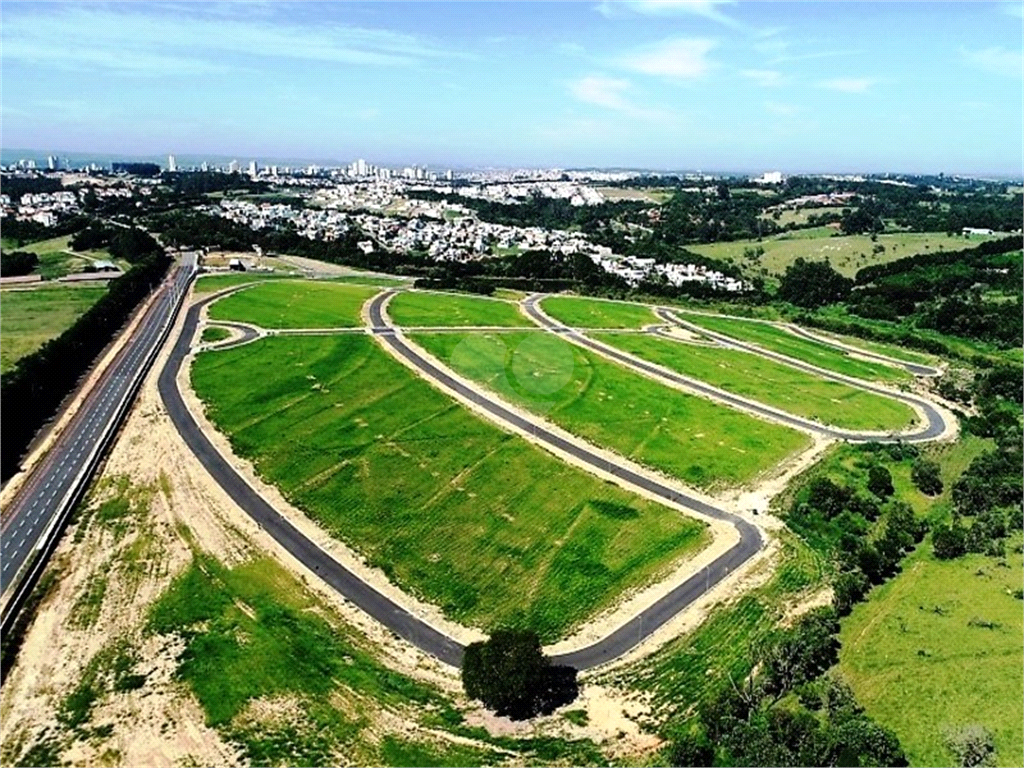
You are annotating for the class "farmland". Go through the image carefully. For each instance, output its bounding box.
[838,541,1023,767]
[539,295,660,329]
[388,291,533,327]
[687,229,997,278]
[191,334,710,642]
[207,280,378,328]
[411,331,809,489]
[592,332,917,432]
[677,312,910,383]
[0,284,108,373]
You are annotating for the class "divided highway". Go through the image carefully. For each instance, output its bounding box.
[1,257,196,614]
[521,296,950,444]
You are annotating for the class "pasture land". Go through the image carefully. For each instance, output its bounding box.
[677,313,910,383]
[388,291,532,327]
[688,229,995,278]
[330,275,411,287]
[411,331,809,489]
[802,328,936,366]
[207,280,377,328]
[593,332,917,432]
[0,284,108,373]
[6,234,85,279]
[839,541,1023,767]
[540,295,659,329]
[594,186,674,204]
[192,334,709,641]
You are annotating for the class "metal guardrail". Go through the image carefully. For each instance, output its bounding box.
[0,264,196,641]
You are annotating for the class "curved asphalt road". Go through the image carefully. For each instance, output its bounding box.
[368,291,763,670]
[649,306,949,443]
[521,296,948,444]
[162,288,764,671]
[783,324,940,377]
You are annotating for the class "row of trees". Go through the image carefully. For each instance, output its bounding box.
[0,251,39,277]
[1,229,168,480]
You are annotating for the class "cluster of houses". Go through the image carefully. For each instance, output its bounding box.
[592,254,751,291]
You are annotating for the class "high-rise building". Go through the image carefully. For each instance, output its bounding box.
[47,155,57,171]
[356,158,367,176]
[167,154,177,172]
[445,169,453,181]
[228,160,240,174]
[248,160,258,177]
[200,161,209,172]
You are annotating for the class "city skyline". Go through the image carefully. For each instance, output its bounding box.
[1,1,1022,176]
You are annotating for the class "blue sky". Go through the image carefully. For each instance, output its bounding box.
[2,1,1021,175]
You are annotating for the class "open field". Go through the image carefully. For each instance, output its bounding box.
[330,275,412,287]
[802,328,936,366]
[594,186,674,204]
[0,284,108,373]
[4,234,86,279]
[540,295,659,329]
[760,206,846,228]
[192,334,709,641]
[677,313,910,383]
[388,291,533,327]
[207,280,378,328]
[193,272,291,294]
[839,540,1023,767]
[592,332,917,432]
[688,229,997,278]
[411,331,809,490]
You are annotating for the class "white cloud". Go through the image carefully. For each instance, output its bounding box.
[569,76,634,111]
[595,0,741,28]
[741,69,784,87]
[0,5,463,77]
[963,46,1023,79]
[819,78,873,93]
[619,37,717,79]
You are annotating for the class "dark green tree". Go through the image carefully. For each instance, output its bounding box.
[867,465,895,500]
[461,629,577,720]
[932,521,968,560]
[911,458,944,496]
[777,258,854,308]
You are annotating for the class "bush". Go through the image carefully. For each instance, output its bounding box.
[667,731,715,767]
[945,724,997,767]
[461,629,577,720]
[932,522,968,560]
[911,458,944,495]
[0,250,39,277]
[867,465,895,500]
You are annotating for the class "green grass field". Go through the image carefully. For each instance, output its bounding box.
[839,541,1023,767]
[201,326,232,343]
[388,291,532,327]
[540,295,659,329]
[207,280,378,328]
[193,272,290,294]
[592,332,917,432]
[411,331,809,489]
[7,234,86,279]
[678,313,910,383]
[689,229,996,278]
[192,334,709,641]
[330,275,412,287]
[802,328,936,366]
[0,284,108,373]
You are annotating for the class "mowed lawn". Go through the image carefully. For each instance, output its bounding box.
[688,229,995,278]
[0,284,108,373]
[192,334,709,642]
[839,541,1024,767]
[207,280,378,328]
[540,295,659,329]
[6,234,87,279]
[678,313,909,383]
[412,331,809,490]
[387,291,532,327]
[193,272,290,294]
[593,332,917,432]
[806,328,935,366]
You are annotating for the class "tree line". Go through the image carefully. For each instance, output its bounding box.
[1,229,168,480]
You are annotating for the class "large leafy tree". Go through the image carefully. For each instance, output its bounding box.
[777,258,854,308]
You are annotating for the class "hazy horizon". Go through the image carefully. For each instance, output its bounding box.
[2,1,1022,177]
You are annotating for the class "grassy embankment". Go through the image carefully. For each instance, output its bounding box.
[688,229,997,278]
[539,295,659,329]
[678,312,910,383]
[593,332,917,432]
[0,285,108,373]
[207,280,378,327]
[192,333,709,642]
[412,331,809,490]
[388,291,533,327]
[201,326,232,344]
[192,272,292,294]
